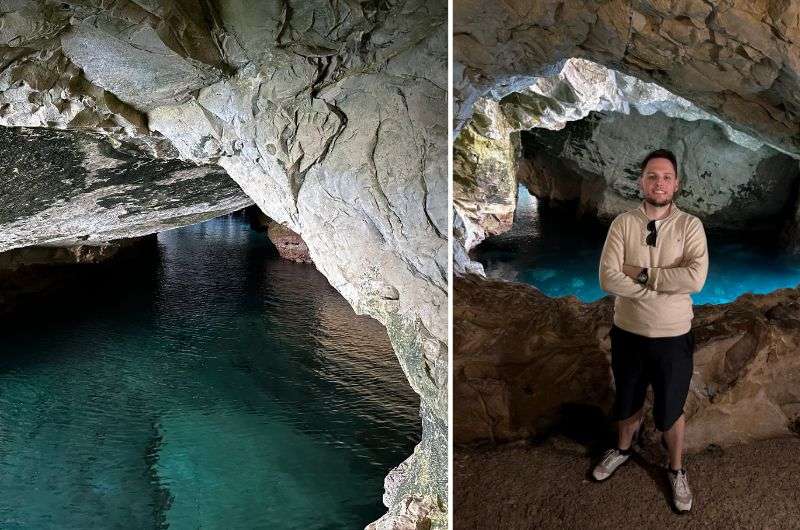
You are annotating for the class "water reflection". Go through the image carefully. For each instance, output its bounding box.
[0,213,418,529]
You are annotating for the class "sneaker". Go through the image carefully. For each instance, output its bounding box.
[592,448,630,481]
[669,469,693,512]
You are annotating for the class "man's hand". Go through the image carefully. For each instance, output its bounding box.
[622,264,644,280]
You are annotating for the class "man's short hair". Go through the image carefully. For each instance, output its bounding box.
[640,149,678,176]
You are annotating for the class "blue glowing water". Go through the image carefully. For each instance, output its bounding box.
[475,187,800,305]
[0,214,419,529]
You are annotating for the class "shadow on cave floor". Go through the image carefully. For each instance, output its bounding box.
[455,409,800,530]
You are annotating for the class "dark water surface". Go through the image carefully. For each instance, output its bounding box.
[0,214,419,529]
[475,187,800,305]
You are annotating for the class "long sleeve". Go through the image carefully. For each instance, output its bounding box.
[647,217,708,294]
[599,217,658,299]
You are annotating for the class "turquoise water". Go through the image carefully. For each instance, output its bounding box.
[475,187,800,305]
[0,214,419,529]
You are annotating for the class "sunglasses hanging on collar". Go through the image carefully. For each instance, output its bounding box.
[646,220,657,247]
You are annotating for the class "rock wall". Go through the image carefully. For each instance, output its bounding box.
[455,275,800,452]
[0,127,252,249]
[0,2,447,526]
[453,98,519,252]
[266,221,313,264]
[455,0,800,157]
[521,109,800,229]
[244,205,314,264]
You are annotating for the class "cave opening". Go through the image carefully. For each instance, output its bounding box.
[0,1,447,527]
[462,58,800,305]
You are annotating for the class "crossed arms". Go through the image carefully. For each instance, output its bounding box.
[598,216,709,299]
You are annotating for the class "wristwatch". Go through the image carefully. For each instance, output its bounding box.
[636,268,649,285]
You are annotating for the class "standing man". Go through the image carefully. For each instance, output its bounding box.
[592,149,708,513]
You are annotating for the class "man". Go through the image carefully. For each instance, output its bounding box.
[593,149,708,513]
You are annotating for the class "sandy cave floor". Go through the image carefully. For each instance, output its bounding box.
[455,434,800,529]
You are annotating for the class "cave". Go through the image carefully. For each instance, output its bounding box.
[468,58,800,305]
[0,2,446,529]
[454,2,800,526]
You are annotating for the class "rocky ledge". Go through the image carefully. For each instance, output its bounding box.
[244,206,313,264]
[266,222,313,264]
[454,275,800,452]
[0,235,157,317]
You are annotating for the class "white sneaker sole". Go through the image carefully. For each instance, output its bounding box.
[592,469,611,481]
[591,455,629,482]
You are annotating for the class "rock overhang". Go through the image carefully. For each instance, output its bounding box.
[455,0,800,156]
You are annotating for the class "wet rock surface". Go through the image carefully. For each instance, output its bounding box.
[0,127,251,250]
[455,275,800,452]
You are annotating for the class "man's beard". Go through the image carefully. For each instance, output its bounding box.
[645,196,673,207]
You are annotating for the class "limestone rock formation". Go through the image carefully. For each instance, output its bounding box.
[366,495,434,530]
[521,110,799,229]
[0,2,448,526]
[455,275,800,452]
[454,275,614,444]
[0,127,252,249]
[486,59,766,150]
[453,98,519,251]
[243,206,313,264]
[266,221,312,264]
[783,201,800,254]
[455,0,800,157]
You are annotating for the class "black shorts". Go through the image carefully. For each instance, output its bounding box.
[610,324,694,432]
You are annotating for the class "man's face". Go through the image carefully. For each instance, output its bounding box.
[640,157,679,207]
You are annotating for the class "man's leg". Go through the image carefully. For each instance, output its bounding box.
[611,325,647,452]
[663,413,685,470]
[618,406,644,450]
[651,330,694,512]
[593,326,648,482]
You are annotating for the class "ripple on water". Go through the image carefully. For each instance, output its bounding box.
[0,214,419,529]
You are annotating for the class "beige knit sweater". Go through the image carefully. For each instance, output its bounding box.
[599,202,709,338]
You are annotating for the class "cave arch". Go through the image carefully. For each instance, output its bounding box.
[455,0,800,155]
